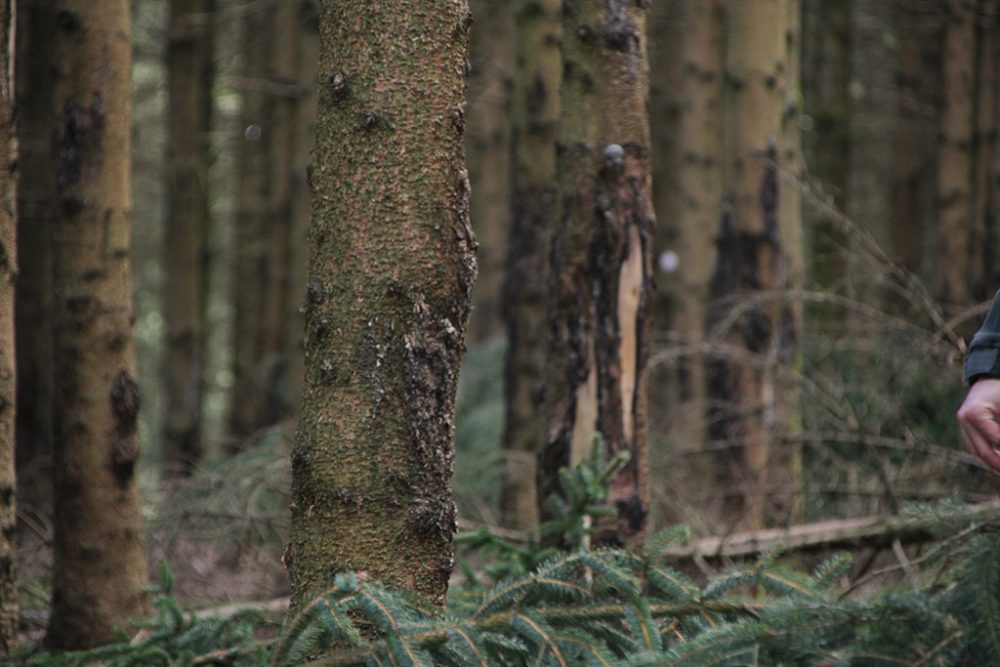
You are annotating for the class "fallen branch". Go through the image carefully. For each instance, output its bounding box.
[666,500,1000,560]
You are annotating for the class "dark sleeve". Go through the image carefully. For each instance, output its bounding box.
[964,289,1000,384]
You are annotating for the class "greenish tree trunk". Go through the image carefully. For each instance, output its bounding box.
[0,0,16,652]
[288,0,475,613]
[539,0,655,546]
[46,0,149,649]
[499,0,561,531]
[15,0,54,504]
[164,0,214,473]
[802,0,851,288]
[466,0,514,343]
[706,0,802,531]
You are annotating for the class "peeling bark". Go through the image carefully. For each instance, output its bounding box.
[46,0,148,649]
[500,0,561,530]
[289,0,475,614]
[540,0,654,546]
[0,0,17,653]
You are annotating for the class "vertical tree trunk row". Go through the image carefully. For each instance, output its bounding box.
[499,0,562,530]
[0,0,16,652]
[541,0,654,545]
[289,0,476,613]
[47,0,148,649]
[164,0,214,473]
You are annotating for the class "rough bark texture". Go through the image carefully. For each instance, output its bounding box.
[289,0,475,613]
[540,0,654,546]
[229,2,297,442]
[46,0,149,649]
[14,0,54,502]
[0,0,16,652]
[499,0,561,530]
[935,0,976,308]
[285,0,320,416]
[466,0,513,342]
[164,0,214,474]
[707,0,801,531]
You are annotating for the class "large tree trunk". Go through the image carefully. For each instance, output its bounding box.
[0,0,16,652]
[288,0,475,613]
[707,0,802,531]
[164,0,214,474]
[934,0,977,309]
[46,0,149,649]
[466,0,514,343]
[539,0,655,546]
[15,0,55,503]
[499,0,561,530]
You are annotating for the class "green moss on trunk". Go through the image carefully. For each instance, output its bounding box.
[289,0,476,614]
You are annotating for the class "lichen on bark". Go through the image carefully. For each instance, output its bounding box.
[289,0,476,614]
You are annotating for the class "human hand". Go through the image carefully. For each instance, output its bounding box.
[957,378,1000,471]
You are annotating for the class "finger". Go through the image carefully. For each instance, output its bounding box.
[961,421,1000,472]
[969,409,1000,447]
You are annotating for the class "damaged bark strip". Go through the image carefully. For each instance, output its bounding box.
[500,0,562,531]
[47,0,149,649]
[289,0,476,614]
[0,0,17,653]
[540,0,654,546]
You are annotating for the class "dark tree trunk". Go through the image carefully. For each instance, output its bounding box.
[164,0,215,473]
[0,0,17,652]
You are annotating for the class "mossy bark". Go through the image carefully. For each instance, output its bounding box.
[466,0,514,343]
[14,0,54,502]
[0,0,17,653]
[707,0,801,531]
[46,0,149,649]
[540,0,654,546]
[164,0,214,474]
[499,0,561,531]
[288,0,475,613]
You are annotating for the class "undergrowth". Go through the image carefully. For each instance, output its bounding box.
[9,441,1000,666]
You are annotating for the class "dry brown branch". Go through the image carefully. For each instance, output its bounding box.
[665,500,1000,560]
